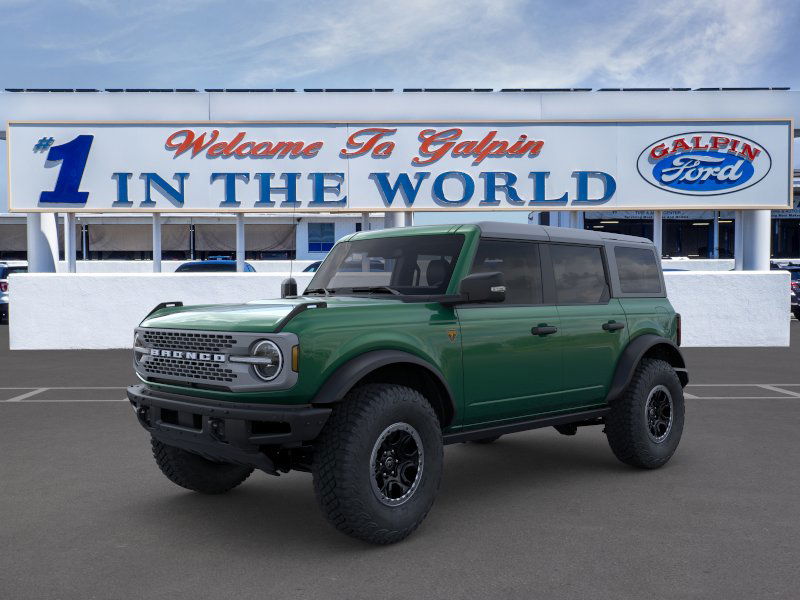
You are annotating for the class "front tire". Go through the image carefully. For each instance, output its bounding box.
[605,358,684,469]
[312,383,443,544]
[151,438,253,494]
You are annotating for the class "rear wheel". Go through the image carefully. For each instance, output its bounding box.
[151,438,253,494]
[312,383,443,544]
[605,358,684,469]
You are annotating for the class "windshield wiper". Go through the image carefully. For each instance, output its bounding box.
[345,286,402,296]
[304,287,332,296]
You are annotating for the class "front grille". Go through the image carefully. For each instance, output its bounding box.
[142,330,237,353]
[144,356,238,383]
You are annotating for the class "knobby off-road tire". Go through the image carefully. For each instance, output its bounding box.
[151,438,253,494]
[312,383,443,545]
[605,358,685,469]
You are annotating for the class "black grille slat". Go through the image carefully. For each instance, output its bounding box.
[144,356,238,383]
[142,330,237,352]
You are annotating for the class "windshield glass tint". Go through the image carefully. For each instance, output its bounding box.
[307,234,465,295]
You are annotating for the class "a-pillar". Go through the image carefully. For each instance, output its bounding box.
[741,210,771,271]
[25,213,59,273]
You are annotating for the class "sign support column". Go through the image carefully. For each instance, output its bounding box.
[25,213,59,273]
[652,211,663,255]
[235,213,245,272]
[152,213,162,273]
[734,211,744,270]
[64,212,76,273]
[741,210,771,270]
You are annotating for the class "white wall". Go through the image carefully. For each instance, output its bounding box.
[54,259,317,273]
[7,270,790,350]
[664,270,790,347]
[9,273,313,350]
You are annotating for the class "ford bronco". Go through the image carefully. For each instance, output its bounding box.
[128,222,687,544]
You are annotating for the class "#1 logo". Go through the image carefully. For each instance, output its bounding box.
[637,132,771,196]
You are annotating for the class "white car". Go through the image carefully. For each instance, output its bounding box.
[0,260,28,323]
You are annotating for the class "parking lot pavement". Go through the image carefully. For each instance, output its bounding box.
[2,321,800,599]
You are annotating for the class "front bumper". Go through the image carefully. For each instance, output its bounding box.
[127,384,331,473]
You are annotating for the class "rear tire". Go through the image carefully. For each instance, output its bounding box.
[312,383,443,544]
[151,438,253,494]
[605,358,684,469]
[792,308,800,321]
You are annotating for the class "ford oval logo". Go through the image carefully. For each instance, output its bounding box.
[637,132,771,196]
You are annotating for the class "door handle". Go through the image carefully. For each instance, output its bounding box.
[602,321,625,331]
[531,325,558,336]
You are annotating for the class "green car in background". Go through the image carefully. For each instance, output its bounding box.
[128,222,687,544]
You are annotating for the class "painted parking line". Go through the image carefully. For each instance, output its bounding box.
[5,388,48,402]
[1,384,800,403]
[0,387,128,402]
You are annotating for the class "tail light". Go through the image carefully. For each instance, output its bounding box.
[0,281,7,293]
[791,281,800,292]
[675,313,682,347]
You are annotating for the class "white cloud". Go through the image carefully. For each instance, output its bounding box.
[2,0,795,89]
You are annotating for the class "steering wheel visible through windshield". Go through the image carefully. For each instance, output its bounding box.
[305,234,465,296]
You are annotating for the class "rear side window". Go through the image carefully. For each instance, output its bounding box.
[551,244,609,304]
[615,247,662,294]
[470,240,542,304]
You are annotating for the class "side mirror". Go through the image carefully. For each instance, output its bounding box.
[281,277,298,298]
[457,271,506,304]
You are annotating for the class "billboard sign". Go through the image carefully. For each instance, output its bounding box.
[7,120,792,213]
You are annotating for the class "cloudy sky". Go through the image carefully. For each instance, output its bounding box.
[1,0,798,90]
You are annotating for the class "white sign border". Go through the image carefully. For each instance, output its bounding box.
[7,118,794,213]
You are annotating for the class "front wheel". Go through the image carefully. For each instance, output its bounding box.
[312,383,443,544]
[605,358,685,469]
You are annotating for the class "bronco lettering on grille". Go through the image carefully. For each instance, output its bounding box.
[150,349,226,362]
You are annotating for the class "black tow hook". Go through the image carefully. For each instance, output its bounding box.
[135,406,150,427]
[208,418,226,442]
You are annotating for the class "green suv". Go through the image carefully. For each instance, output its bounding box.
[128,222,687,544]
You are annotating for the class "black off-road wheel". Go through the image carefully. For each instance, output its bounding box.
[605,358,685,469]
[312,383,443,545]
[151,438,253,494]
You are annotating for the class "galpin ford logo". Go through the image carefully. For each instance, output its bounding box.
[637,132,771,196]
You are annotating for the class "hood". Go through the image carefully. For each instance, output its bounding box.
[140,296,399,333]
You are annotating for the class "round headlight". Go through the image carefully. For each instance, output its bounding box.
[133,333,147,365]
[252,340,282,381]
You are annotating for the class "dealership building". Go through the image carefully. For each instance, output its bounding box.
[1,88,798,351]
[0,88,798,267]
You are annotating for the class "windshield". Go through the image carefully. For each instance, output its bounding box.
[306,234,465,296]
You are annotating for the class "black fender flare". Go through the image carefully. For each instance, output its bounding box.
[605,335,688,403]
[311,349,456,425]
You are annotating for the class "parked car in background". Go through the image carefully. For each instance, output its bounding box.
[175,258,256,273]
[0,261,28,323]
[303,261,322,272]
[783,267,800,320]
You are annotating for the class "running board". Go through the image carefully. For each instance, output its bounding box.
[442,407,610,445]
